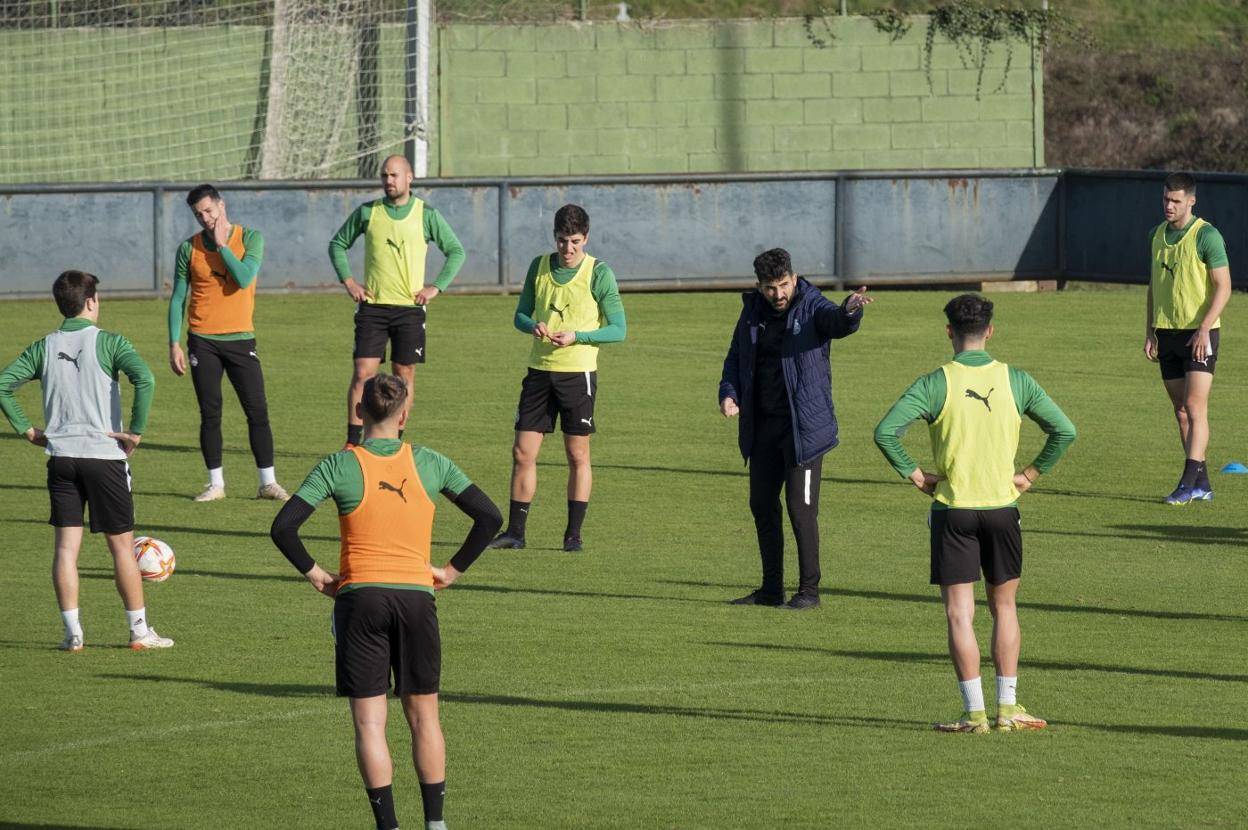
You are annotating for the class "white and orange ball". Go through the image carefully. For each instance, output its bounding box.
[133,536,176,582]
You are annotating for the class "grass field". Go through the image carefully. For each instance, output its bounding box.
[1,288,1246,829]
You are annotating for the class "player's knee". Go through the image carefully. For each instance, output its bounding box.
[512,443,537,466]
[944,604,975,628]
[565,444,590,467]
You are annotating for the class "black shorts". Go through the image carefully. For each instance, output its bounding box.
[515,368,598,435]
[47,456,134,534]
[353,304,426,364]
[334,587,440,698]
[1156,328,1219,380]
[929,507,1021,586]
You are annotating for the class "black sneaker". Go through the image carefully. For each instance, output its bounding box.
[729,590,784,607]
[782,593,821,611]
[563,535,583,552]
[487,531,526,550]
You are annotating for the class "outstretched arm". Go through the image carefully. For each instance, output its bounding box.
[813,286,869,340]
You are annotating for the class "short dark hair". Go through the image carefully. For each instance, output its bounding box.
[52,270,100,318]
[1163,172,1196,195]
[186,183,222,206]
[361,374,409,422]
[943,293,994,337]
[554,204,590,237]
[753,248,793,283]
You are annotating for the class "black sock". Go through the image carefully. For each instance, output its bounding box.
[507,500,531,537]
[365,785,398,830]
[347,424,363,446]
[1180,458,1203,489]
[420,780,446,823]
[565,500,588,539]
[1197,464,1211,489]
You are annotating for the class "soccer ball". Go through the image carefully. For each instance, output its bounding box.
[133,536,176,582]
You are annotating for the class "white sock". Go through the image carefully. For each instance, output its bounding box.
[258,466,277,487]
[959,677,985,713]
[208,467,225,488]
[61,608,82,637]
[126,607,149,638]
[997,675,1018,706]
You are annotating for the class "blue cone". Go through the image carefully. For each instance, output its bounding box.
[1220,462,1248,474]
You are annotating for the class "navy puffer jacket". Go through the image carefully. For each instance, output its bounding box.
[718,278,862,465]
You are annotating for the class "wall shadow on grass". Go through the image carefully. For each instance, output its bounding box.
[534,459,889,488]
[440,691,926,731]
[672,580,1248,623]
[0,818,137,823]
[451,582,726,606]
[1029,524,1248,547]
[706,641,1248,685]
[96,672,332,698]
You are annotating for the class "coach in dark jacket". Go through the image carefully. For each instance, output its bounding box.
[718,248,871,610]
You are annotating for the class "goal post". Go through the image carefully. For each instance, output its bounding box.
[0,0,431,184]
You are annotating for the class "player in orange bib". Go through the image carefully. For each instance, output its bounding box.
[168,184,289,503]
[270,374,501,830]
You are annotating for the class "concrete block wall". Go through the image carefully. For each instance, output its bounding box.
[437,16,1042,176]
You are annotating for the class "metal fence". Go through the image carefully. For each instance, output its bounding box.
[1,168,1241,297]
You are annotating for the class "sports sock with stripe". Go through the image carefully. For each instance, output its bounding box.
[996,675,1017,706]
[506,500,531,537]
[420,780,445,823]
[126,607,149,638]
[1179,458,1204,489]
[365,785,398,830]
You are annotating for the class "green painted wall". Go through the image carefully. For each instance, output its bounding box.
[439,17,1043,176]
[0,16,1040,183]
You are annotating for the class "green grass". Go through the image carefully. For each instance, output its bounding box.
[1,289,1246,829]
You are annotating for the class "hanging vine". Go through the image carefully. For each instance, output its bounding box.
[922,1,1085,100]
[802,7,837,49]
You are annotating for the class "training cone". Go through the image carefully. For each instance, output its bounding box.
[1220,462,1248,474]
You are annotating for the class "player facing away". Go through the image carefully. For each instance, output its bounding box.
[270,374,501,830]
[719,249,871,610]
[874,294,1075,732]
[1143,172,1232,504]
[488,204,627,552]
[168,183,289,503]
[0,271,173,650]
[328,154,466,448]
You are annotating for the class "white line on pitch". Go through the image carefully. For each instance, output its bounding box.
[2,700,338,761]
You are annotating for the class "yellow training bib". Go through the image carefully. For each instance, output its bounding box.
[1151,217,1219,330]
[363,199,428,306]
[929,360,1021,509]
[528,254,601,372]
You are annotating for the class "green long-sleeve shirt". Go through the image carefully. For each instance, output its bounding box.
[0,317,155,435]
[294,438,472,516]
[513,255,627,345]
[168,226,265,343]
[327,200,465,289]
[874,350,1075,506]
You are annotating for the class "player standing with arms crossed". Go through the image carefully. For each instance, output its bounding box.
[168,184,289,502]
[0,270,172,650]
[488,204,627,552]
[270,374,501,830]
[1144,172,1232,504]
[874,294,1075,733]
[329,155,466,448]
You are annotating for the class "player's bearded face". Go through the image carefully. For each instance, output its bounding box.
[556,233,587,267]
[759,273,797,311]
[381,165,410,199]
